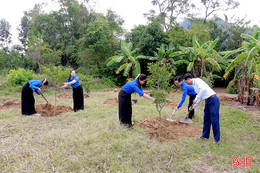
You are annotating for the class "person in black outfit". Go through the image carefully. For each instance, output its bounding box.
[21,78,48,115]
[118,74,156,127]
[58,70,84,112]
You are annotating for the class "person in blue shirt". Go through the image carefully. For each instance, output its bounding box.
[119,74,156,127]
[58,70,84,112]
[21,78,49,115]
[174,76,197,119]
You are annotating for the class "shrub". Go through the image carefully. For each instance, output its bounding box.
[7,68,35,86]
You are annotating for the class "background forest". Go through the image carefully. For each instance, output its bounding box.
[0,0,259,105]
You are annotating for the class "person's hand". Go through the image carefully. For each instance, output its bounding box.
[174,106,179,111]
[189,107,193,112]
[152,98,157,102]
[38,88,41,93]
[193,100,197,104]
[62,82,67,85]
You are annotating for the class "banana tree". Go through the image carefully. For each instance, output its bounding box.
[150,42,175,62]
[222,29,260,105]
[107,41,149,79]
[170,36,223,81]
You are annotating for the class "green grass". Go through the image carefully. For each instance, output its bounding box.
[0,90,259,172]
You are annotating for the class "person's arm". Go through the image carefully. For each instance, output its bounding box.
[29,81,41,95]
[63,80,77,86]
[176,89,187,109]
[142,93,156,102]
[192,87,205,109]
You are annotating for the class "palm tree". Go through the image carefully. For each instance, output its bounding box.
[107,41,149,79]
[170,36,223,82]
[223,29,260,105]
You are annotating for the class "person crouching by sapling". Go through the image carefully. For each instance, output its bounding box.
[118,74,157,127]
[21,78,49,116]
[58,70,84,112]
[183,73,220,144]
[174,76,197,119]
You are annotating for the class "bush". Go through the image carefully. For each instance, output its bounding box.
[77,73,90,93]
[7,68,35,86]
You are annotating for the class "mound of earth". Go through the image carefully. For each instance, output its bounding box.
[101,88,121,92]
[165,100,179,108]
[135,116,202,142]
[218,95,229,102]
[35,104,73,116]
[58,92,90,98]
[0,99,21,109]
[103,97,135,105]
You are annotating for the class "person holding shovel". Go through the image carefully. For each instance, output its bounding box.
[118,74,156,127]
[58,70,84,112]
[21,78,49,115]
[183,73,220,144]
[174,76,197,119]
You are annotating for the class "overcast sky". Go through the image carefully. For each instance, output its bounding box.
[0,0,259,45]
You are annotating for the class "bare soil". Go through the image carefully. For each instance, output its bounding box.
[103,97,135,105]
[214,87,260,117]
[0,99,21,108]
[135,116,202,142]
[58,92,90,98]
[35,104,73,116]
[0,99,73,116]
[165,100,179,108]
[101,88,121,92]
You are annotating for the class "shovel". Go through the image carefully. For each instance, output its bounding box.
[180,103,194,124]
[40,91,49,104]
[166,109,176,122]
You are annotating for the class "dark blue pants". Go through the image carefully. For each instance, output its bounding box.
[202,96,220,142]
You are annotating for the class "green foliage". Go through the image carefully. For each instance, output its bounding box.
[7,68,35,86]
[77,73,90,93]
[41,65,71,86]
[147,63,172,114]
[171,36,223,82]
[107,41,149,79]
[125,22,167,56]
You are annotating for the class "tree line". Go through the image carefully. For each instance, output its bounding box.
[0,0,259,105]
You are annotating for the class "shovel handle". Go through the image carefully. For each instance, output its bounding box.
[169,109,176,119]
[40,91,48,104]
[186,102,195,119]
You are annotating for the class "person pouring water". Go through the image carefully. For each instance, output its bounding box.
[58,70,84,112]
[118,74,157,127]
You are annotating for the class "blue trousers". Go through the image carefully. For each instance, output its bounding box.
[202,96,220,142]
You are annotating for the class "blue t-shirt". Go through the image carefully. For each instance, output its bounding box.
[122,80,144,96]
[28,80,42,95]
[68,76,80,88]
[177,80,197,108]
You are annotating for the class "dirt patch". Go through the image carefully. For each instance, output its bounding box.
[35,104,73,116]
[172,89,182,93]
[58,92,72,98]
[103,97,135,105]
[135,116,202,142]
[101,88,121,92]
[58,92,90,98]
[84,93,90,98]
[0,99,21,109]
[165,100,179,108]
